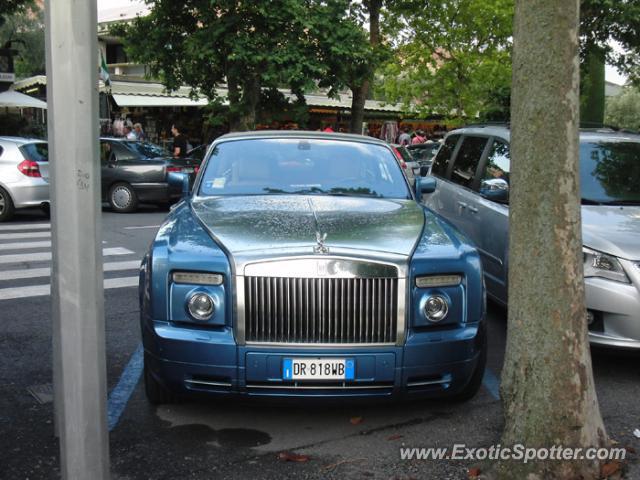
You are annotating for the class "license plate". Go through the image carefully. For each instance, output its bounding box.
[182,168,194,173]
[282,358,355,381]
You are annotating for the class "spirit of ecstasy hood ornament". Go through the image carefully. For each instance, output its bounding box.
[314,231,329,254]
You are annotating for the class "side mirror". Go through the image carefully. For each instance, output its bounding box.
[415,176,437,197]
[168,172,190,198]
[480,178,509,202]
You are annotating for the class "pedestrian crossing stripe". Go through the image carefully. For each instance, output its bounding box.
[0,247,134,265]
[0,241,53,251]
[0,260,141,281]
[0,231,51,240]
[0,223,51,231]
[0,276,139,301]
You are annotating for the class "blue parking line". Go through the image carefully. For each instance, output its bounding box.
[482,368,500,400]
[107,343,144,431]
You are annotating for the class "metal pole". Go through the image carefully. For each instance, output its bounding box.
[45,0,109,478]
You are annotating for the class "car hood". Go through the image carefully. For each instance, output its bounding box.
[191,195,425,257]
[582,206,640,260]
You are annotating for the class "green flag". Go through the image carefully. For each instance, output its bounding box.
[99,50,110,87]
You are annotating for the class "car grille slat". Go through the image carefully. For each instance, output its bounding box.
[245,275,398,344]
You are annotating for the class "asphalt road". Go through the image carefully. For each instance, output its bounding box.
[0,206,638,480]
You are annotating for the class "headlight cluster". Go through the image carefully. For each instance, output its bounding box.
[415,275,460,323]
[424,295,449,322]
[172,271,223,323]
[583,247,630,284]
[187,293,216,321]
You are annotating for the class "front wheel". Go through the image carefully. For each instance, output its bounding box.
[0,187,15,222]
[108,182,138,213]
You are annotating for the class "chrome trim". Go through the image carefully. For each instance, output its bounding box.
[244,257,398,278]
[236,273,246,345]
[396,278,406,345]
[245,342,397,348]
[185,379,232,388]
[246,383,393,390]
[407,378,449,387]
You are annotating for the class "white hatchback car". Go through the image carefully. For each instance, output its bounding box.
[0,137,50,222]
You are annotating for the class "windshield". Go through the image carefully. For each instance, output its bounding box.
[199,138,411,199]
[580,141,640,205]
[122,141,169,159]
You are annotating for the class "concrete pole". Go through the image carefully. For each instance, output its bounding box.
[45,0,110,478]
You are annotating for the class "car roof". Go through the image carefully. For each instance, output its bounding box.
[0,136,46,145]
[445,125,640,143]
[214,130,390,147]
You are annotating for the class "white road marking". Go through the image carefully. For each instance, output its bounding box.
[0,231,51,240]
[0,276,139,301]
[0,241,52,251]
[0,260,141,281]
[123,225,161,230]
[0,247,134,265]
[0,223,51,231]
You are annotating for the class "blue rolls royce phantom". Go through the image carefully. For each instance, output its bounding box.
[139,131,486,403]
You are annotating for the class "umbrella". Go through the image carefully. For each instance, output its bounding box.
[0,90,47,109]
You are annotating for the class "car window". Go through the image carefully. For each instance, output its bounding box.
[110,142,138,162]
[19,143,49,162]
[580,140,640,204]
[0,146,4,157]
[479,140,510,203]
[199,138,411,199]
[431,134,460,177]
[450,136,488,189]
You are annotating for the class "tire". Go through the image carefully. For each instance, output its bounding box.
[0,187,15,222]
[144,356,176,405]
[451,327,488,402]
[108,182,138,213]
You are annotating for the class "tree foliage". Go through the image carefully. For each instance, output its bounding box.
[115,0,370,131]
[0,2,45,78]
[380,0,513,121]
[605,87,640,130]
[0,0,30,23]
[581,0,640,82]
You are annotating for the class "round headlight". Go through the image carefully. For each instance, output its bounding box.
[424,295,449,322]
[187,293,215,321]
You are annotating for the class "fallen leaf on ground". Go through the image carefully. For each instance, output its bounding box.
[601,461,621,478]
[350,416,363,425]
[277,451,310,463]
[387,433,403,441]
[634,429,640,438]
[625,446,636,454]
[467,467,481,479]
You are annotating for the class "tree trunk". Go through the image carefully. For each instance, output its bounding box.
[349,80,369,134]
[494,0,608,478]
[349,0,381,134]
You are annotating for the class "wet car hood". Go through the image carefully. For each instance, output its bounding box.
[191,195,425,257]
[582,206,640,260]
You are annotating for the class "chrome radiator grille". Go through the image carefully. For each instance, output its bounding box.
[244,276,398,344]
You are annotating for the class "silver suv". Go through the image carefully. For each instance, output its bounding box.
[422,125,640,349]
[0,137,50,222]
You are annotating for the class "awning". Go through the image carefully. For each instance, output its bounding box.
[111,93,209,107]
[0,90,47,109]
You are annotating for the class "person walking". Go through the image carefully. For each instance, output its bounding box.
[124,125,137,140]
[398,126,411,146]
[411,129,426,144]
[133,123,147,142]
[171,124,188,158]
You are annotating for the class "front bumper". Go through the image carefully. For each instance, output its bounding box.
[142,318,485,399]
[586,270,640,350]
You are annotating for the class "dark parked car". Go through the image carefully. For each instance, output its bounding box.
[100,138,201,212]
[140,131,486,404]
[407,141,441,168]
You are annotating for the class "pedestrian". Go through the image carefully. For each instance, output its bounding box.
[171,124,188,158]
[412,129,426,144]
[323,124,334,132]
[398,126,411,146]
[133,123,147,142]
[123,125,137,140]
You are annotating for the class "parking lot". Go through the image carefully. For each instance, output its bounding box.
[1,208,638,480]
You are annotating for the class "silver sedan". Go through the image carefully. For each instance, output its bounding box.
[0,137,50,221]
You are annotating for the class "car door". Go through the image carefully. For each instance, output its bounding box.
[473,138,511,304]
[421,134,461,214]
